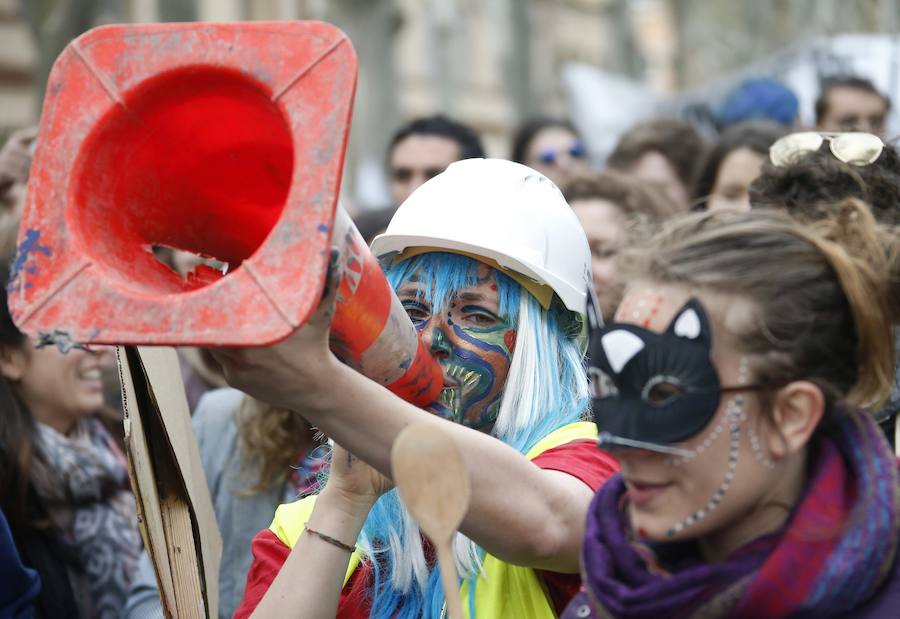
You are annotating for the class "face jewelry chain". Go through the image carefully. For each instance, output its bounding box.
[748,425,776,469]
[665,358,749,537]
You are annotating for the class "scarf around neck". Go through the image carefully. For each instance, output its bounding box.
[31,416,141,619]
[579,407,900,619]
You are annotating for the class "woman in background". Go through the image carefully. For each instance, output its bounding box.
[566,203,900,618]
[0,265,140,619]
[691,120,785,212]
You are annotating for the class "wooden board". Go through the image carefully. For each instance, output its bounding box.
[118,346,222,618]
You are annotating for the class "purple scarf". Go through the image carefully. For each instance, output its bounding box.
[573,408,900,618]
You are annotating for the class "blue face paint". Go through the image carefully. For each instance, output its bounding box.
[400,264,516,430]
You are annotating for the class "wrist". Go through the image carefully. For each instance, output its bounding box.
[292,352,345,414]
[317,484,378,522]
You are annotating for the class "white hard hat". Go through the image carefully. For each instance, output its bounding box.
[370,158,592,316]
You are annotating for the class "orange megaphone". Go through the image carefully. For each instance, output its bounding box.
[9,21,441,406]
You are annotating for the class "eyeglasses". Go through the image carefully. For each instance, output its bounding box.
[769,131,884,167]
[538,141,586,165]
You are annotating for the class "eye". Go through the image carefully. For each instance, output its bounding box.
[459,305,502,328]
[401,299,431,323]
[641,375,684,406]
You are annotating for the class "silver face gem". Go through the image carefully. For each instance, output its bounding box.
[664,358,750,538]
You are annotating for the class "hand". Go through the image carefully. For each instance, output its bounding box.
[209,248,342,410]
[322,442,393,511]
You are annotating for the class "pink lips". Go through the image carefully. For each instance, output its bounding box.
[625,479,672,505]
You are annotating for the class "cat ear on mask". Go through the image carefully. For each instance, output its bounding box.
[664,298,713,350]
[588,325,649,380]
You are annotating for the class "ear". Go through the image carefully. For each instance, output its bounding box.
[0,344,27,382]
[766,381,825,458]
[665,298,713,350]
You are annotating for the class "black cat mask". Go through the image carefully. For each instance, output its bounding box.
[588,297,724,448]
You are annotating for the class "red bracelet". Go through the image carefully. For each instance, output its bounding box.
[304,522,356,553]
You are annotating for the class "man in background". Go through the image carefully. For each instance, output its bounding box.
[815,76,890,137]
[355,115,485,242]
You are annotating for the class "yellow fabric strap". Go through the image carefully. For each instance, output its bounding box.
[394,246,555,310]
[268,421,599,617]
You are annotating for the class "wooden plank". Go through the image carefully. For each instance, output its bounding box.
[118,346,178,615]
[118,346,222,619]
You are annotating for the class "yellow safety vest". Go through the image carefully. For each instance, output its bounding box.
[268,421,598,618]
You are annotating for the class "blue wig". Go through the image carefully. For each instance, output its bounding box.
[356,251,588,618]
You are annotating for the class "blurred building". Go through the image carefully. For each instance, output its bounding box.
[1,0,899,208]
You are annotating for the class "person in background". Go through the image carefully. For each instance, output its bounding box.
[563,171,677,320]
[125,390,328,619]
[565,204,900,618]
[387,114,485,209]
[511,117,589,189]
[750,131,900,447]
[692,120,786,212]
[607,118,706,212]
[716,77,798,129]
[355,115,485,244]
[815,76,890,137]
[0,264,140,619]
[750,131,900,225]
[0,126,37,262]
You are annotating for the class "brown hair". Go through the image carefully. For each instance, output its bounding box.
[236,397,320,494]
[563,170,679,220]
[620,201,898,410]
[749,144,900,227]
[607,118,707,190]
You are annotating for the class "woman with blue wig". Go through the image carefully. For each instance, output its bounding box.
[216,159,619,618]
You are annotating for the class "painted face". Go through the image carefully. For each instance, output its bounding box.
[590,298,722,446]
[398,263,516,430]
[588,283,779,545]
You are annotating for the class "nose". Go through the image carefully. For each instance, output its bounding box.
[421,316,453,361]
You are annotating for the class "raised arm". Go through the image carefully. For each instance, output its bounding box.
[213,309,593,573]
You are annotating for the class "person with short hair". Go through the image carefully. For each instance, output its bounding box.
[387,115,485,208]
[607,118,707,212]
[815,76,890,137]
[563,170,677,320]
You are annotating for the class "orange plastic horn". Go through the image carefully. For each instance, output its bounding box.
[329,209,442,405]
[8,22,441,407]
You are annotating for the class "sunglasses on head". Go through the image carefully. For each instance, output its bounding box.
[769,131,884,167]
[538,141,586,165]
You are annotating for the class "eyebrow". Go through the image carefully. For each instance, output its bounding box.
[457,291,502,310]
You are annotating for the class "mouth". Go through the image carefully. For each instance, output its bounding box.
[77,367,105,392]
[79,367,102,381]
[624,478,673,506]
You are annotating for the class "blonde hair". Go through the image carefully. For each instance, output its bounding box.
[620,200,898,410]
[237,398,317,494]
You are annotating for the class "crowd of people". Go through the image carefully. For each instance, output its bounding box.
[0,66,899,619]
